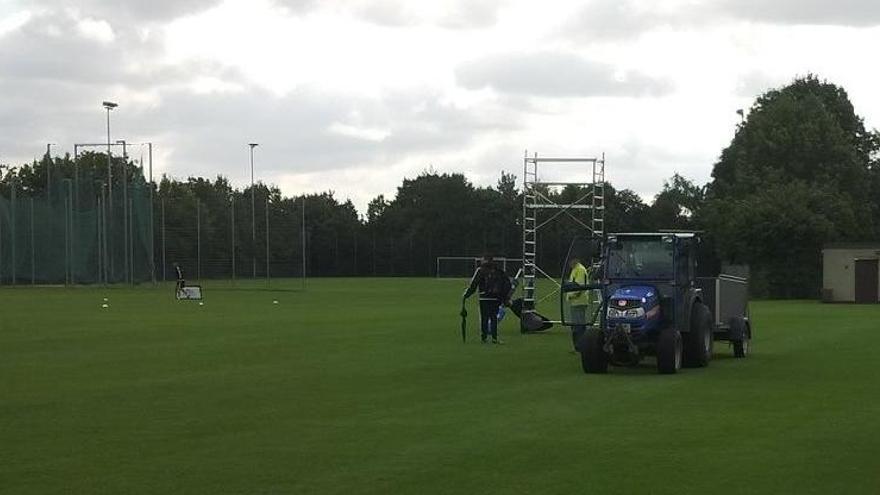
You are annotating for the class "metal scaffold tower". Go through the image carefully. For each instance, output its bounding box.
[521,151,605,325]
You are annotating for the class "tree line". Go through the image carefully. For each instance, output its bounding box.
[1,75,878,296]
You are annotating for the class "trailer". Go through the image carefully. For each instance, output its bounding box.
[697,275,752,357]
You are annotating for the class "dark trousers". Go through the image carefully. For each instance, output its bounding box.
[479,299,501,341]
[571,305,588,351]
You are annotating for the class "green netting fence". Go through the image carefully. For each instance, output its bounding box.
[0,160,152,285]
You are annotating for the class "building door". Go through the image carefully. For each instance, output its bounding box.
[854,259,879,303]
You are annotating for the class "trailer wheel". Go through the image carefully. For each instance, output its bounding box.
[683,302,713,368]
[579,328,608,374]
[656,327,682,374]
[732,318,750,358]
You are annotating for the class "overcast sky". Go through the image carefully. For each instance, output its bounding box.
[2,0,880,213]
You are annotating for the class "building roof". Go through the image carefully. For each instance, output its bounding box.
[823,243,880,251]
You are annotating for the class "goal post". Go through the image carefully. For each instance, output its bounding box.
[435,256,524,279]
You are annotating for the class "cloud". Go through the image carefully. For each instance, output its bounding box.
[0,10,242,92]
[0,10,154,85]
[31,0,222,22]
[735,71,786,98]
[714,0,880,27]
[455,51,672,98]
[559,0,880,45]
[559,0,668,42]
[271,0,507,29]
[76,17,114,42]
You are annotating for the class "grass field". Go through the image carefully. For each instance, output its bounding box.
[2,278,879,494]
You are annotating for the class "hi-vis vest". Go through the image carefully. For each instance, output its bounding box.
[567,262,591,306]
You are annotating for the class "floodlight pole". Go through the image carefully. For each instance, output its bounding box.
[103,101,117,282]
[248,143,258,279]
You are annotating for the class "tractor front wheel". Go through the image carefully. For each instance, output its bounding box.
[656,327,682,374]
[579,328,609,374]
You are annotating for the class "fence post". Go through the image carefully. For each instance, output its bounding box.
[101,184,113,285]
[129,196,133,285]
[64,182,69,286]
[96,193,101,284]
[231,198,236,285]
[69,180,75,285]
[301,196,306,289]
[265,198,270,284]
[100,184,107,285]
[0,196,4,285]
[197,200,201,282]
[11,179,16,285]
[30,198,34,285]
[161,197,166,282]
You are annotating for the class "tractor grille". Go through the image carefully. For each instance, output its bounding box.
[610,298,641,310]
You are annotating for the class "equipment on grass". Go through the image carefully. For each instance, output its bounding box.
[176,285,203,300]
[561,233,752,375]
[509,298,553,332]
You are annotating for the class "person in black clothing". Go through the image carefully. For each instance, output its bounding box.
[174,263,185,296]
[463,255,512,344]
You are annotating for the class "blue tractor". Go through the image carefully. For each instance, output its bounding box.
[561,233,752,374]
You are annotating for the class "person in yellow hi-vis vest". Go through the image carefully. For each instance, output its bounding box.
[567,257,595,351]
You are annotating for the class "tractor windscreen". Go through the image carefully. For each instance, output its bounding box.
[607,237,674,279]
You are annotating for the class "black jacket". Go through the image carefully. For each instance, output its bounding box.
[464,265,512,302]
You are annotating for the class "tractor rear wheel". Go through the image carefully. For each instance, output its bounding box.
[656,327,682,374]
[683,302,713,368]
[579,328,608,374]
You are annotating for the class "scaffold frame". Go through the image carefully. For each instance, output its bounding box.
[521,151,605,327]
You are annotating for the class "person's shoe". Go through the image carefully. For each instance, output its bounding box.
[481,338,488,344]
[492,339,504,345]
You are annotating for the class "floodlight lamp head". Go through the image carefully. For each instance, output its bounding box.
[248,143,259,148]
[102,101,118,110]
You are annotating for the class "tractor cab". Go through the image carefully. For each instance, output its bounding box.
[562,233,698,334]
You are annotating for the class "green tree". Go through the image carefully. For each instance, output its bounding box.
[706,75,880,297]
[647,174,705,230]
